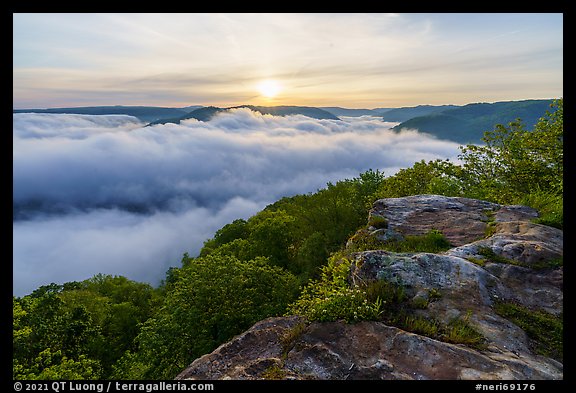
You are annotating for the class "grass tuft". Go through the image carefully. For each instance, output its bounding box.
[279,321,307,357]
[261,364,287,380]
[494,301,562,361]
[443,314,486,350]
[348,229,452,254]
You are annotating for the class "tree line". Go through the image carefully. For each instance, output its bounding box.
[13,99,562,380]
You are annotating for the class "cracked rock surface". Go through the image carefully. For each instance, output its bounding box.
[176,195,563,380]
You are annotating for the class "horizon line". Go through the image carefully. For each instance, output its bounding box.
[12,97,559,112]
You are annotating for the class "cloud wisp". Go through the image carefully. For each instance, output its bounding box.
[13,14,562,108]
[13,109,462,296]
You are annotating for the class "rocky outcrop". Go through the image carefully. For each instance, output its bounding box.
[177,195,563,380]
[362,195,563,315]
[176,316,562,380]
[366,194,539,246]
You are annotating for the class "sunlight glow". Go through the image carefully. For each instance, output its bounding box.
[257,79,282,98]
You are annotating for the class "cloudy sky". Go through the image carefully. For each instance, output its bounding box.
[13,13,563,108]
[12,13,563,296]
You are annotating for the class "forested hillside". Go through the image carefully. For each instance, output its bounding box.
[147,105,340,125]
[392,99,554,143]
[382,104,459,122]
[13,99,562,380]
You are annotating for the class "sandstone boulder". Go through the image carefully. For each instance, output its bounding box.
[177,195,563,380]
[176,316,562,380]
[368,195,500,246]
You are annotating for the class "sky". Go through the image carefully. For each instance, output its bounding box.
[12,12,563,296]
[13,13,563,109]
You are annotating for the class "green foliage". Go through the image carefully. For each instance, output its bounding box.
[399,288,441,312]
[384,230,452,253]
[443,313,486,349]
[261,364,288,380]
[374,99,563,227]
[477,246,562,270]
[477,246,517,265]
[296,258,487,349]
[516,188,563,229]
[374,159,464,199]
[345,229,388,252]
[198,169,386,280]
[395,312,485,350]
[367,215,388,229]
[13,275,158,380]
[481,209,498,239]
[287,258,382,323]
[402,315,440,336]
[15,100,562,380]
[457,99,563,204]
[245,210,297,270]
[347,229,452,254]
[14,349,102,380]
[299,287,383,323]
[213,219,249,245]
[294,232,330,279]
[410,296,429,309]
[427,288,442,301]
[13,299,32,353]
[494,302,562,361]
[118,253,300,379]
[364,279,407,305]
[466,257,486,267]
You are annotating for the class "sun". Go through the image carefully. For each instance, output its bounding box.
[257,79,282,98]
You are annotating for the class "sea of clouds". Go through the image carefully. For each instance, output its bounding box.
[13,109,462,296]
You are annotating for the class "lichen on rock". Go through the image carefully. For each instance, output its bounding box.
[176,195,563,380]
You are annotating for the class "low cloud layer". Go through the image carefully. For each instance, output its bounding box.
[13,109,462,296]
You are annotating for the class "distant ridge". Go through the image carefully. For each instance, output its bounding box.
[381,105,460,122]
[13,100,558,145]
[320,107,393,117]
[392,99,555,144]
[13,105,202,123]
[147,105,340,125]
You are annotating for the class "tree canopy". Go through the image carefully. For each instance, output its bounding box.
[13,99,562,379]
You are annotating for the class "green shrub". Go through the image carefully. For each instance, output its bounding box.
[383,229,452,253]
[427,288,442,301]
[482,209,498,238]
[289,286,382,323]
[346,229,388,253]
[457,99,563,205]
[364,279,407,305]
[347,229,452,254]
[118,254,300,379]
[443,314,486,349]
[410,296,429,309]
[287,257,383,323]
[367,215,388,229]
[494,301,562,361]
[403,315,440,336]
[516,189,563,229]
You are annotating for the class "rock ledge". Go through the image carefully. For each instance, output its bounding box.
[177,195,563,380]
